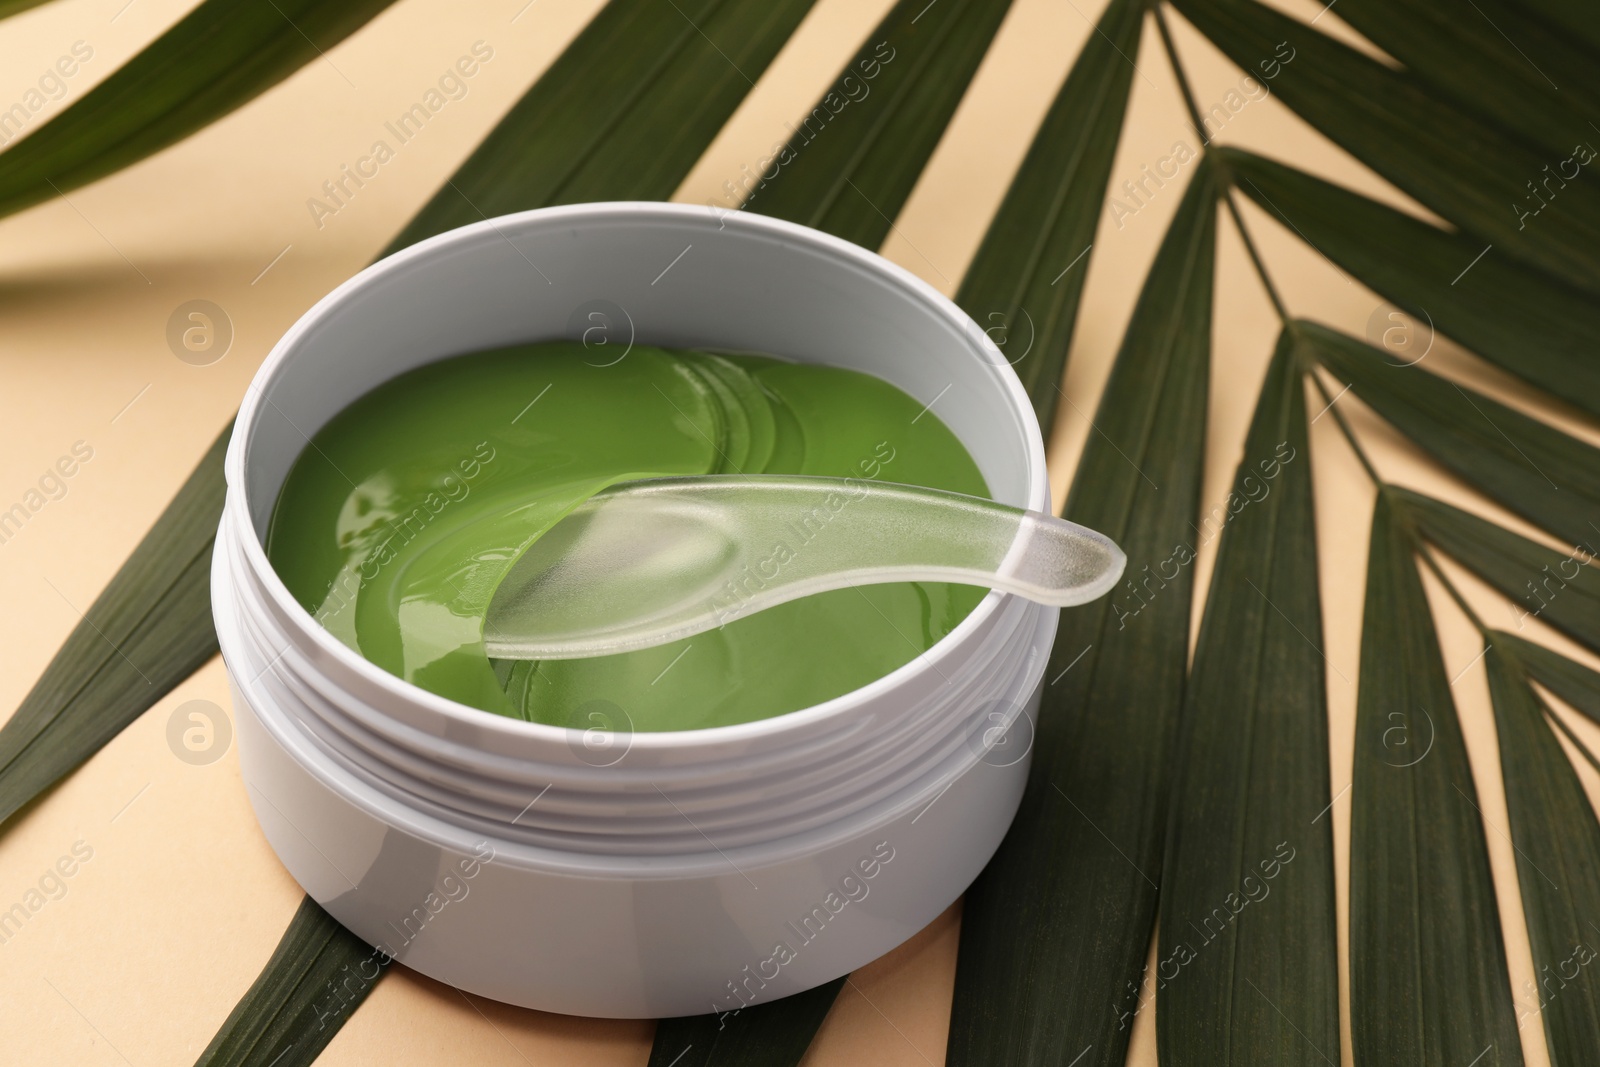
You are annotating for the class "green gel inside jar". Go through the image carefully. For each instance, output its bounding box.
[265,343,989,731]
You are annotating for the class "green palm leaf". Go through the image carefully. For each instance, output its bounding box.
[1512,0,1600,54]
[3,0,818,845]
[1350,493,1522,1065]
[193,897,384,1067]
[1496,632,1600,727]
[0,0,51,21]
[0,0,402,219]
[1327,0,1600,159]
[1171,0,1600,291]
[1156,329,1338,1065]
[634,0,1030,1058]
[954,0,1142,429]
[1221,148,1600,419]
[950,158,1216,1067]
[744,0,1014,248]
[1484,639,1600,1060]
[385,0,814,254]
[1302,321,1600,551]
[1394,488,1600,655]
[0,0,817,1059]
[0,426,227,826]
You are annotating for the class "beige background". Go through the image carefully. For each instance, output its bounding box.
[2,0,1598,1063]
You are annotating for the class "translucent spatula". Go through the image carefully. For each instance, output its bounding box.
[484,475,1125,660]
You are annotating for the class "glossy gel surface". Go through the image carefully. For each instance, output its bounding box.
[265,343,989,730]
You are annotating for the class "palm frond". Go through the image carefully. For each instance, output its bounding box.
[0,426,227,826]
[1171,0,1600,291]
[1395,488,1600,655]
[1350,493,1522,1065]
[950,158,1216,1067]
[1157,329,1338,1065]
[954,0,1142,428]
[1302,321,1600,550]
[1483,640,1600,1060]
[0,0,402,219]
[1221,148,1600,419]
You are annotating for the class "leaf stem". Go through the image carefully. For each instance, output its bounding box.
[1152,2,1503,656]
[1303,362,1497,637]
[1151,5,1210,153]
[1412,538,1493,635]
[1224,191,1292,325]
[1151,6,1290,324]
[1305,365,1381,485]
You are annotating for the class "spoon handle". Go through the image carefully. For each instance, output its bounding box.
[484,475,1125,660]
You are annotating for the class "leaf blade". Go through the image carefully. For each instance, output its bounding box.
[1349,493,1523,1065]
[193,896,387,1067]
[1496,632,1600,728]
[0,426,228,825]
[0,0,52,21]
[1157,330,1339,1066]
[1326,0,1600,161]
[0,0,401,219]
[384,0,815,254]
[1301,320,1600,553]
[953,0,1143,430]
[1394,488,1600,657]
[1171,0,1600,291]
[1222,147,1600,420]
[1483,639,1600,1061]
[743,0,1015,249]
[949,158,1217,1067]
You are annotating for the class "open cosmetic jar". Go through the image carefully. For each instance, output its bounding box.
[212,202,1058,1018]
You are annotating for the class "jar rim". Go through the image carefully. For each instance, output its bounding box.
[224,201,1051,753]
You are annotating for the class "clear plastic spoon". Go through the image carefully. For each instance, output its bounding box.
[484,475,1125,660]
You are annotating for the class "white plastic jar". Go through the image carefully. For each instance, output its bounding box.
[212,202,1057,1019]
